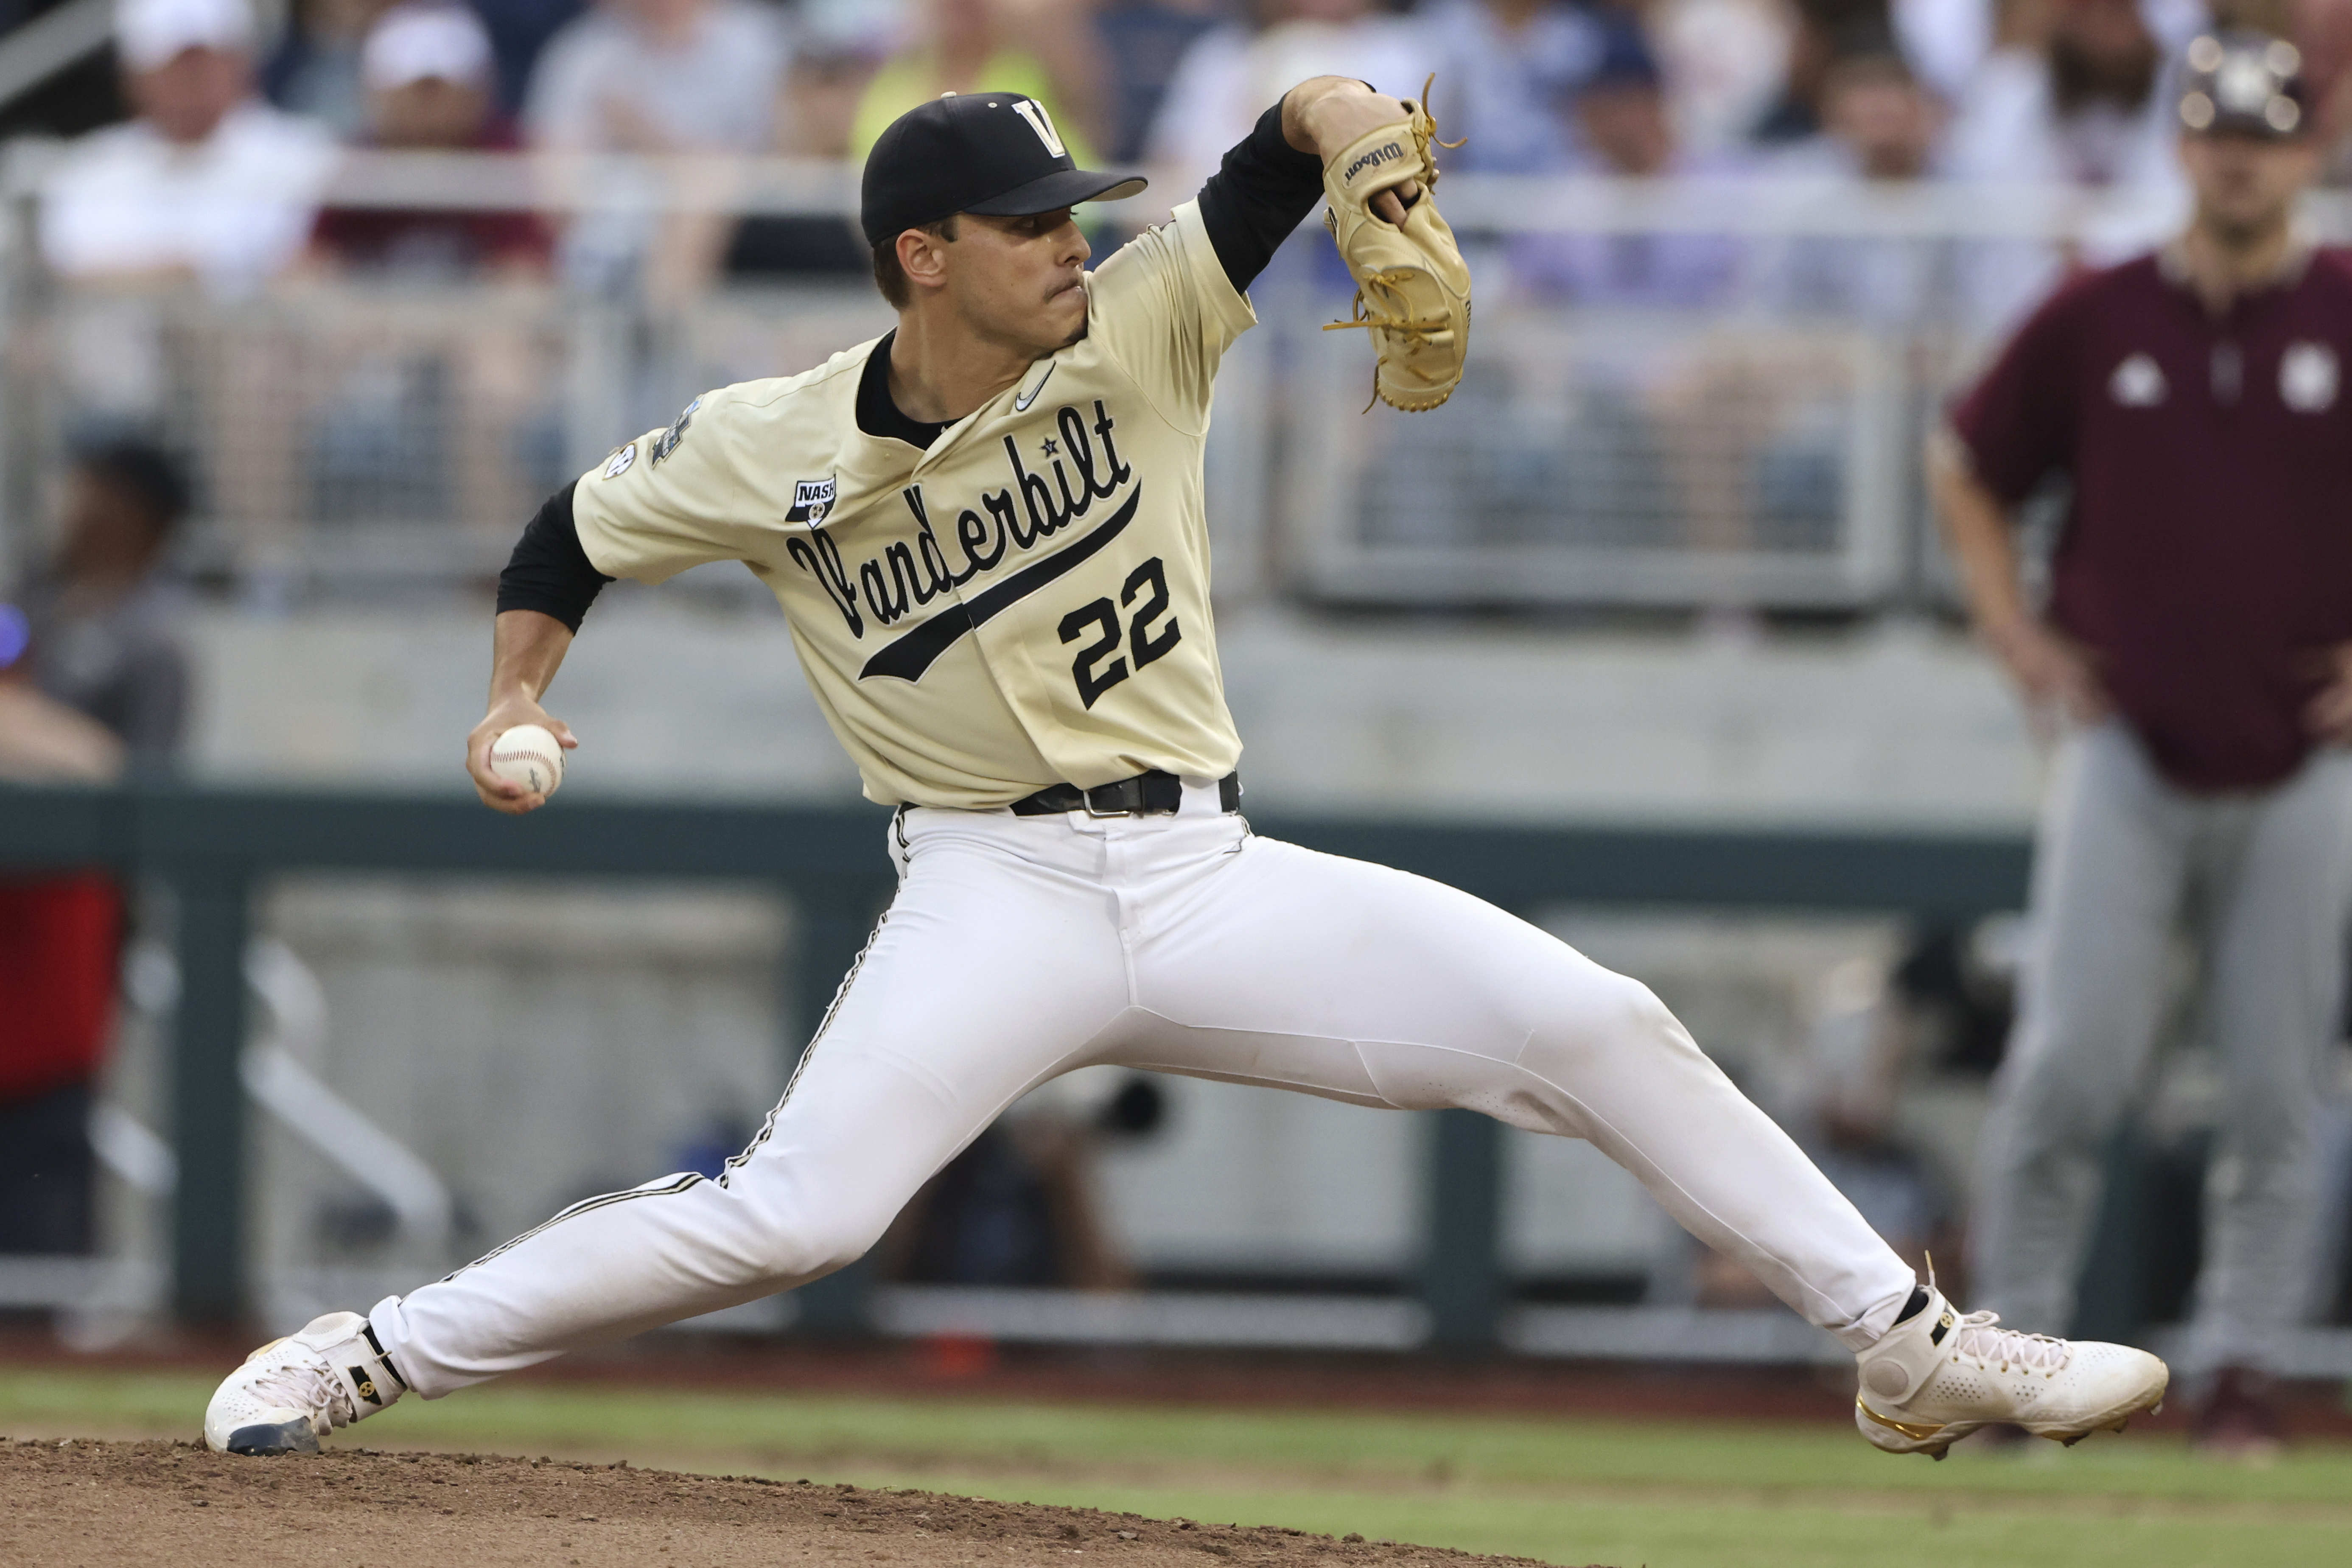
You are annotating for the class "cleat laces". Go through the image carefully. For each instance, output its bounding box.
[247,1356,356,1430]
[1946,1310,2069,1375]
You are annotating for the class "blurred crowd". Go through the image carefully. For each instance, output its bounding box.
[17,0,2352,313]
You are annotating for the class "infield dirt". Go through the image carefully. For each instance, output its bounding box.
[1,1438,1598,1568]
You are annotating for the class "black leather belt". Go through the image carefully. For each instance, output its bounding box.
[1011,770,1241,818]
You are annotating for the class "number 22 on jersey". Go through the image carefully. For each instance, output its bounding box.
[1060,556,1181,709]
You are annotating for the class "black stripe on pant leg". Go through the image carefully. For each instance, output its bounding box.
[435,1172,705,1282]
[717,908,893,1189]
[433,907,896,1282]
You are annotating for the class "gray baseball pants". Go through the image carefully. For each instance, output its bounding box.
[1971,720,2352,1375]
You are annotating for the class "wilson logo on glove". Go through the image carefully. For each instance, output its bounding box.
[1341,142,1408,182]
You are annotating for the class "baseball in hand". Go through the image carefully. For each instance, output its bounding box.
[487,724,565,797]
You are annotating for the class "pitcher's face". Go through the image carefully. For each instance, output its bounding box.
[942,209,1094,354]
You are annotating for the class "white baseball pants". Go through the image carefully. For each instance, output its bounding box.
[372,783,1917,1395]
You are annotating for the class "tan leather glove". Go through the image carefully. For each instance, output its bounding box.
[1321,76,1471,412]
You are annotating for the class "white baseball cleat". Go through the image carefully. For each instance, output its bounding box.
[1853,1284,2168,1459]
[203,1310,409,1456]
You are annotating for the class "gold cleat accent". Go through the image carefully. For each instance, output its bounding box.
[1855,1399,1949,1442]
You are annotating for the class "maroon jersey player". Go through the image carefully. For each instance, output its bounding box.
[1936,29,2352,1456]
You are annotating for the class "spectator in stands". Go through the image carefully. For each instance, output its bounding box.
[722,18,878,279]
[0,607,125,1262]
[848,0,1108,163]
[474,0,587,117]
[265,0,395,137]
[1415,0,1606,174]
[1824,33,1946,176]
[524,0,788,290]
[1649,0,1802,155]
[0,609,126,784]
[1749,0,1883,144]
[303,9,560,543]
[1946,0,2193,201]
[1948,0,2183,186]
[1749,30,1958,323]
[1509,26,1744,308]
[526,0,784,155]
[1095,0,1228,162]
[39,0,339,294]
[1146,0,1425,188]
[17,442,194,768]
[1893,0,1998,104]
[1814,30,1947,180]
[0,441,193,1262]
[1944,0,2194,324]
[309,3,553,278]
[879,1074,1165,1296]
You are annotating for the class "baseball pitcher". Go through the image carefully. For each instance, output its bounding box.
[204,77,2165,1461]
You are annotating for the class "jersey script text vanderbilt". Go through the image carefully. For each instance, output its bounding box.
[789,396,1141,685]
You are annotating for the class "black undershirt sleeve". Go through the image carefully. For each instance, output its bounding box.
[495,480,614,633]
[1196,101,1327,294]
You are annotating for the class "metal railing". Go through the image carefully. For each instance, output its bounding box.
[10,145,2344,612]
[1284,310,1913,609]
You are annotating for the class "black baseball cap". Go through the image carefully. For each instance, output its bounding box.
[860,92,1146,247]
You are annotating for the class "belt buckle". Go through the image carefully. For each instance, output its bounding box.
[1081,780,1142,818]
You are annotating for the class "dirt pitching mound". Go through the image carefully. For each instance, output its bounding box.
[3,1438,1604,1568]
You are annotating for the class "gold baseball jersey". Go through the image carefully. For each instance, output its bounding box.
[571,201,1254,809]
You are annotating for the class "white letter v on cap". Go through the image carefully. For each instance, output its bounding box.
[1012,101,1066,157]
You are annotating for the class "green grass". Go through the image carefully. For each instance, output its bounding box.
[7,1367,2349,1568]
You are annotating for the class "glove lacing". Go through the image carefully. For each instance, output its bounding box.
[1322,278,1452,341]
[1403,72,1466,192]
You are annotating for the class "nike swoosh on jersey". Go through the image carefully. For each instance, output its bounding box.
[860,482,1141,683]
[1012,364,1055,413]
